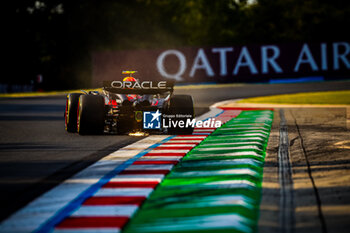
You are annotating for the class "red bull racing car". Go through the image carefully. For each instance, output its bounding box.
[65,71,194,135]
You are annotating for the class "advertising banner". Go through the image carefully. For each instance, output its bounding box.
[92,42,350,86]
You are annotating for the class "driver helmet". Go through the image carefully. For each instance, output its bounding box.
[123,76,138,101]
[123,77,137,82]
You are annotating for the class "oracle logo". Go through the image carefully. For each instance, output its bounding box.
[110,81,167,89]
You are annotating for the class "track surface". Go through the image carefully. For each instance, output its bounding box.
[0,81,349,221]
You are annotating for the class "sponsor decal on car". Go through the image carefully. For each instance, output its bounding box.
[135,111,143,122]
[110,81,167,89]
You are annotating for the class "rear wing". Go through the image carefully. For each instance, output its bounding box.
[102,80,174,94]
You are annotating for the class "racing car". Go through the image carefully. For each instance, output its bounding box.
[65,71,194,135]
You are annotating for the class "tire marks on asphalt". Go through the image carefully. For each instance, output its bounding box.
[278,109,295,233]
[290,111,328,233]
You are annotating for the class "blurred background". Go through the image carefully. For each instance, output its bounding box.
[3,0,350,91]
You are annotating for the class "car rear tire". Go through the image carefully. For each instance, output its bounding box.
[167,95,194,135]
[77,95,105,135]
[65,93,81,133]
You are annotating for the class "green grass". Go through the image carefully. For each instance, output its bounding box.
[237,90,350,105]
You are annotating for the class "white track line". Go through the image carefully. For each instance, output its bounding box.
[93,188,154,197]
[71,205,138,217]
[54,229,120,233]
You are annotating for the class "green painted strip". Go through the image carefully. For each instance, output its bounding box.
[182,154,264,162]
[149,194,256,209]
[123,110,274,233]
[176,158,263,169]
[167,168,260,178]
[125,213,253,233]
[200,146,264,152]
[203,138,266,143]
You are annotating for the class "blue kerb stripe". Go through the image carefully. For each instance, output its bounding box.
[202,109,224,122]
[269,76,324,84]
[35,135,176,233]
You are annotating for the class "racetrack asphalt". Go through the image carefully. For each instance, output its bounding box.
[0,80,349,221]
